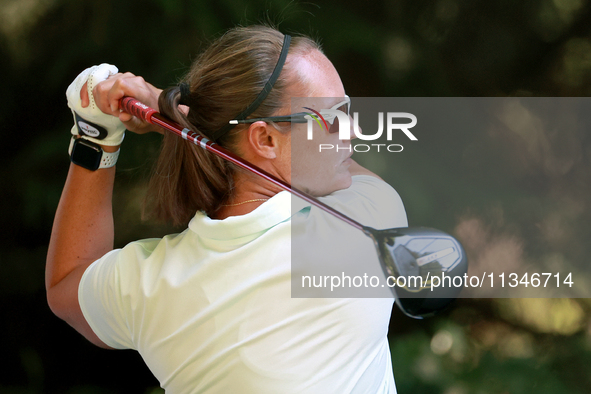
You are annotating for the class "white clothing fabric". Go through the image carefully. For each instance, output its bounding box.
[79,175,407,393]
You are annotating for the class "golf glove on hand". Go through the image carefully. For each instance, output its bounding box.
[66,63,125,146]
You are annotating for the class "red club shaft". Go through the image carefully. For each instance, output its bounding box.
[119,97,366,231]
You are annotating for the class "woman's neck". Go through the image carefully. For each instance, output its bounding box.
[211,174,285,220]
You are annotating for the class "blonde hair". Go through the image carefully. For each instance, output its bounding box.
[146,25,321,225]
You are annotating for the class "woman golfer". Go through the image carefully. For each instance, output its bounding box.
[46,25,407,393]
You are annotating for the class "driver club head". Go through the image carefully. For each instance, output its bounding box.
[364,226,468,319]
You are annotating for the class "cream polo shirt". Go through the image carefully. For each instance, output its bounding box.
[79,175,407,394]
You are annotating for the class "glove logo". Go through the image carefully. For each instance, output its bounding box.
[74,113,108,140]
[78,121,100,137]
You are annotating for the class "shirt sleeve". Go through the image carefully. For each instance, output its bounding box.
[78,248,135,350]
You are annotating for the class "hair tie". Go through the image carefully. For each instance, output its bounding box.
[179,82,192,106]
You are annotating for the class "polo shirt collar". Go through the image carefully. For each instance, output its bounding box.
[188,191,311,240]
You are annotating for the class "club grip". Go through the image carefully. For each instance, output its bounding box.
[120,97,157,123]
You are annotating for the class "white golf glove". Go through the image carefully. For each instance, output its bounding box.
[66,63,125,146]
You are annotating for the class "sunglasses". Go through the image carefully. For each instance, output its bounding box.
[229,96,351,133]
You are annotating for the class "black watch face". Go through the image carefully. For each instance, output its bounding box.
[71,139,102,171]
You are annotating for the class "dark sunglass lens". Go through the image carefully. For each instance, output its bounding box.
[338,104,349,117]
[329,116,339,133]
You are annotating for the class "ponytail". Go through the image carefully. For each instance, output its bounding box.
[145,86,235,225]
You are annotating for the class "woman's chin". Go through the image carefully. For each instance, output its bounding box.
[323,173,353,195]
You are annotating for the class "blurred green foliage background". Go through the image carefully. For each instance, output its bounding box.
[0,0,590,393]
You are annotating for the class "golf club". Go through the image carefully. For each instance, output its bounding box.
[120,97,468,319]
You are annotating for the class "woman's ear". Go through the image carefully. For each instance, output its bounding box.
[245,121,282,159]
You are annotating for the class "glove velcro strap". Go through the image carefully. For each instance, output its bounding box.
[74,113,109,140]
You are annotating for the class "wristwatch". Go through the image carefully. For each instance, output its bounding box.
[69,136,120,171]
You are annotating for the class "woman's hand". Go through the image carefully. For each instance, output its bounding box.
[80,72,164,135]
